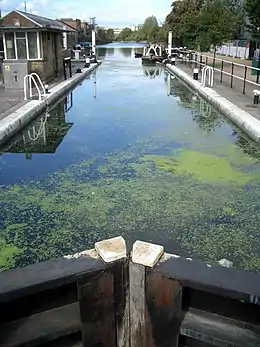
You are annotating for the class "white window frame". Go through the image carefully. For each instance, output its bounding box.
[3,31,43,61]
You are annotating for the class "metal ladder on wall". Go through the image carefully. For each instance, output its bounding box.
[201,66,214,87]
[24,73,46,101]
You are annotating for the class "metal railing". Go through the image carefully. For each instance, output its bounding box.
[24,73,46,101]
[179,52,260,94]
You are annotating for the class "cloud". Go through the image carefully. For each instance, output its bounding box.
[1,0,171,27]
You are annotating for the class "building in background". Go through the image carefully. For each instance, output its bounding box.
[0,10,75,85]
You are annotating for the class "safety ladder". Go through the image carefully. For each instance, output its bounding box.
[201,66,214,87]
[24,73,46,101]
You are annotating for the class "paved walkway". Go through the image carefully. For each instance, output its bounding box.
[0,61,84,123]
[175,61,260,121]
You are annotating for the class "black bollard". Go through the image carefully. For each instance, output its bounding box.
[253,90,260,106]
[193,68,199,80]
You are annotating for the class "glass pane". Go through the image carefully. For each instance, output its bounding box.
[5,33,15,59]
[16,38,27,59]
[16,32,26,38]
[28,32,38,59]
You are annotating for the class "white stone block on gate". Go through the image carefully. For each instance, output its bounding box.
[95,236,127,262]
[132,240,164,267]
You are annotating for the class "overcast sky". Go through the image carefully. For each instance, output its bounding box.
[0,0,172,27]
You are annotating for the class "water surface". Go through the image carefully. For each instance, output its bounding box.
[1,43,260,271]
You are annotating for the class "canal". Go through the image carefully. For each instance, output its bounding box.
[1,43,260,272]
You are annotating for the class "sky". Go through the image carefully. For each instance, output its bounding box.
[0,0,172,27]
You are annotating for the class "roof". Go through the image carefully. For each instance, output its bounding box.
[58,20,78,32]
[16,10,64,30]
[0,10,76,31]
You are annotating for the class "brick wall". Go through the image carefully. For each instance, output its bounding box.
[1,11,38,28]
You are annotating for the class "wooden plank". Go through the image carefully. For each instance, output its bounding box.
[114,259,130,347]
[0,282,77,324]
[129,262,145,347]
[77,266,116,347]
[0,256,105,302]
[181,308,260,347]
[183,287,260,326]
[145,269,183,347]
[156,254,260,302]
[0,302,80,347]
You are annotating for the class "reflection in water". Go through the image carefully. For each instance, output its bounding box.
[3,96,73,158]
[166,72,223,133]
[142,65,162,79]
[119,47,132,57]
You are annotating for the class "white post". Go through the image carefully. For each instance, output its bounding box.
[63,26,68,50]
[92,30,96,55]
[168,31,173,57]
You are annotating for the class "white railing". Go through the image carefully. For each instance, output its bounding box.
[201,66,214,87]
[24,73,46,101]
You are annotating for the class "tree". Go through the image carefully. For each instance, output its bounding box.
[117,28,134,41]
[245,0,260,38]
[165,0,244,50]
[196,0,244,51]
[106,28,115,42]
[141,16,159,42]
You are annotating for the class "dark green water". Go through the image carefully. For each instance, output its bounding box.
[1,43,260,272]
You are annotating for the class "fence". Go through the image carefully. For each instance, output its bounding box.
[179,52,260,95]
[216,42,249,59]
[0,236,260,347]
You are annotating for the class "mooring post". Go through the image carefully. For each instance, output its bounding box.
[130,241,164,347]
[193,68,199,80]
[253,90,260,106]
[77,236,128,347]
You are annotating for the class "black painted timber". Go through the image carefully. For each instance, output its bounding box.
[155,254,260,303]
[0,256,105,302]
[0,303,80,347]
[77,264,117,347]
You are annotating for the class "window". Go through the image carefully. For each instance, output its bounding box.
[15,32,27,59]
[4,31,42,60]
[5,33,15,59]
[28,32,38,59]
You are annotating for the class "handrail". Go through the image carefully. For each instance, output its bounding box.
[201,66,214,87]
[29,72,46,98]
[24,73,46,101]
[179,52,260,94]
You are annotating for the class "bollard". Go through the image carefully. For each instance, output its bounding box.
[253,90,260,106]
[171,57,176,66]
[193,68,199,80]
[44,84,49,94]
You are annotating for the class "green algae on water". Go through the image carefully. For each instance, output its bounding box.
[144,150,252,185]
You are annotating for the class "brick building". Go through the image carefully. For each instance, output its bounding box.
[0,10,77,83]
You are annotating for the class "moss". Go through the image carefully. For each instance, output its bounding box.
[1,147,260,272]
[145,150,253,185]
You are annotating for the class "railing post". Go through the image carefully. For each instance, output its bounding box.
[131,240,182,347]
[256,56,260,84]
[195,54,197,69]
[220,60,224,83]
[63,59,67,80]
[199,55,202,72]
[231,62,234,88]
[77,237,128,347]
[206,56,208,66]
[243,66,247,94]
[131,241,182,347]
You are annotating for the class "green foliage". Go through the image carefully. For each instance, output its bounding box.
[106,28,115,42]
[165,0,244,50]
[116,16,161,42]
[117,28,134,41]
[245,0,260,38]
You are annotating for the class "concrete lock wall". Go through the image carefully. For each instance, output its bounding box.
[166,64,260,144]
[0,236,260,347]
